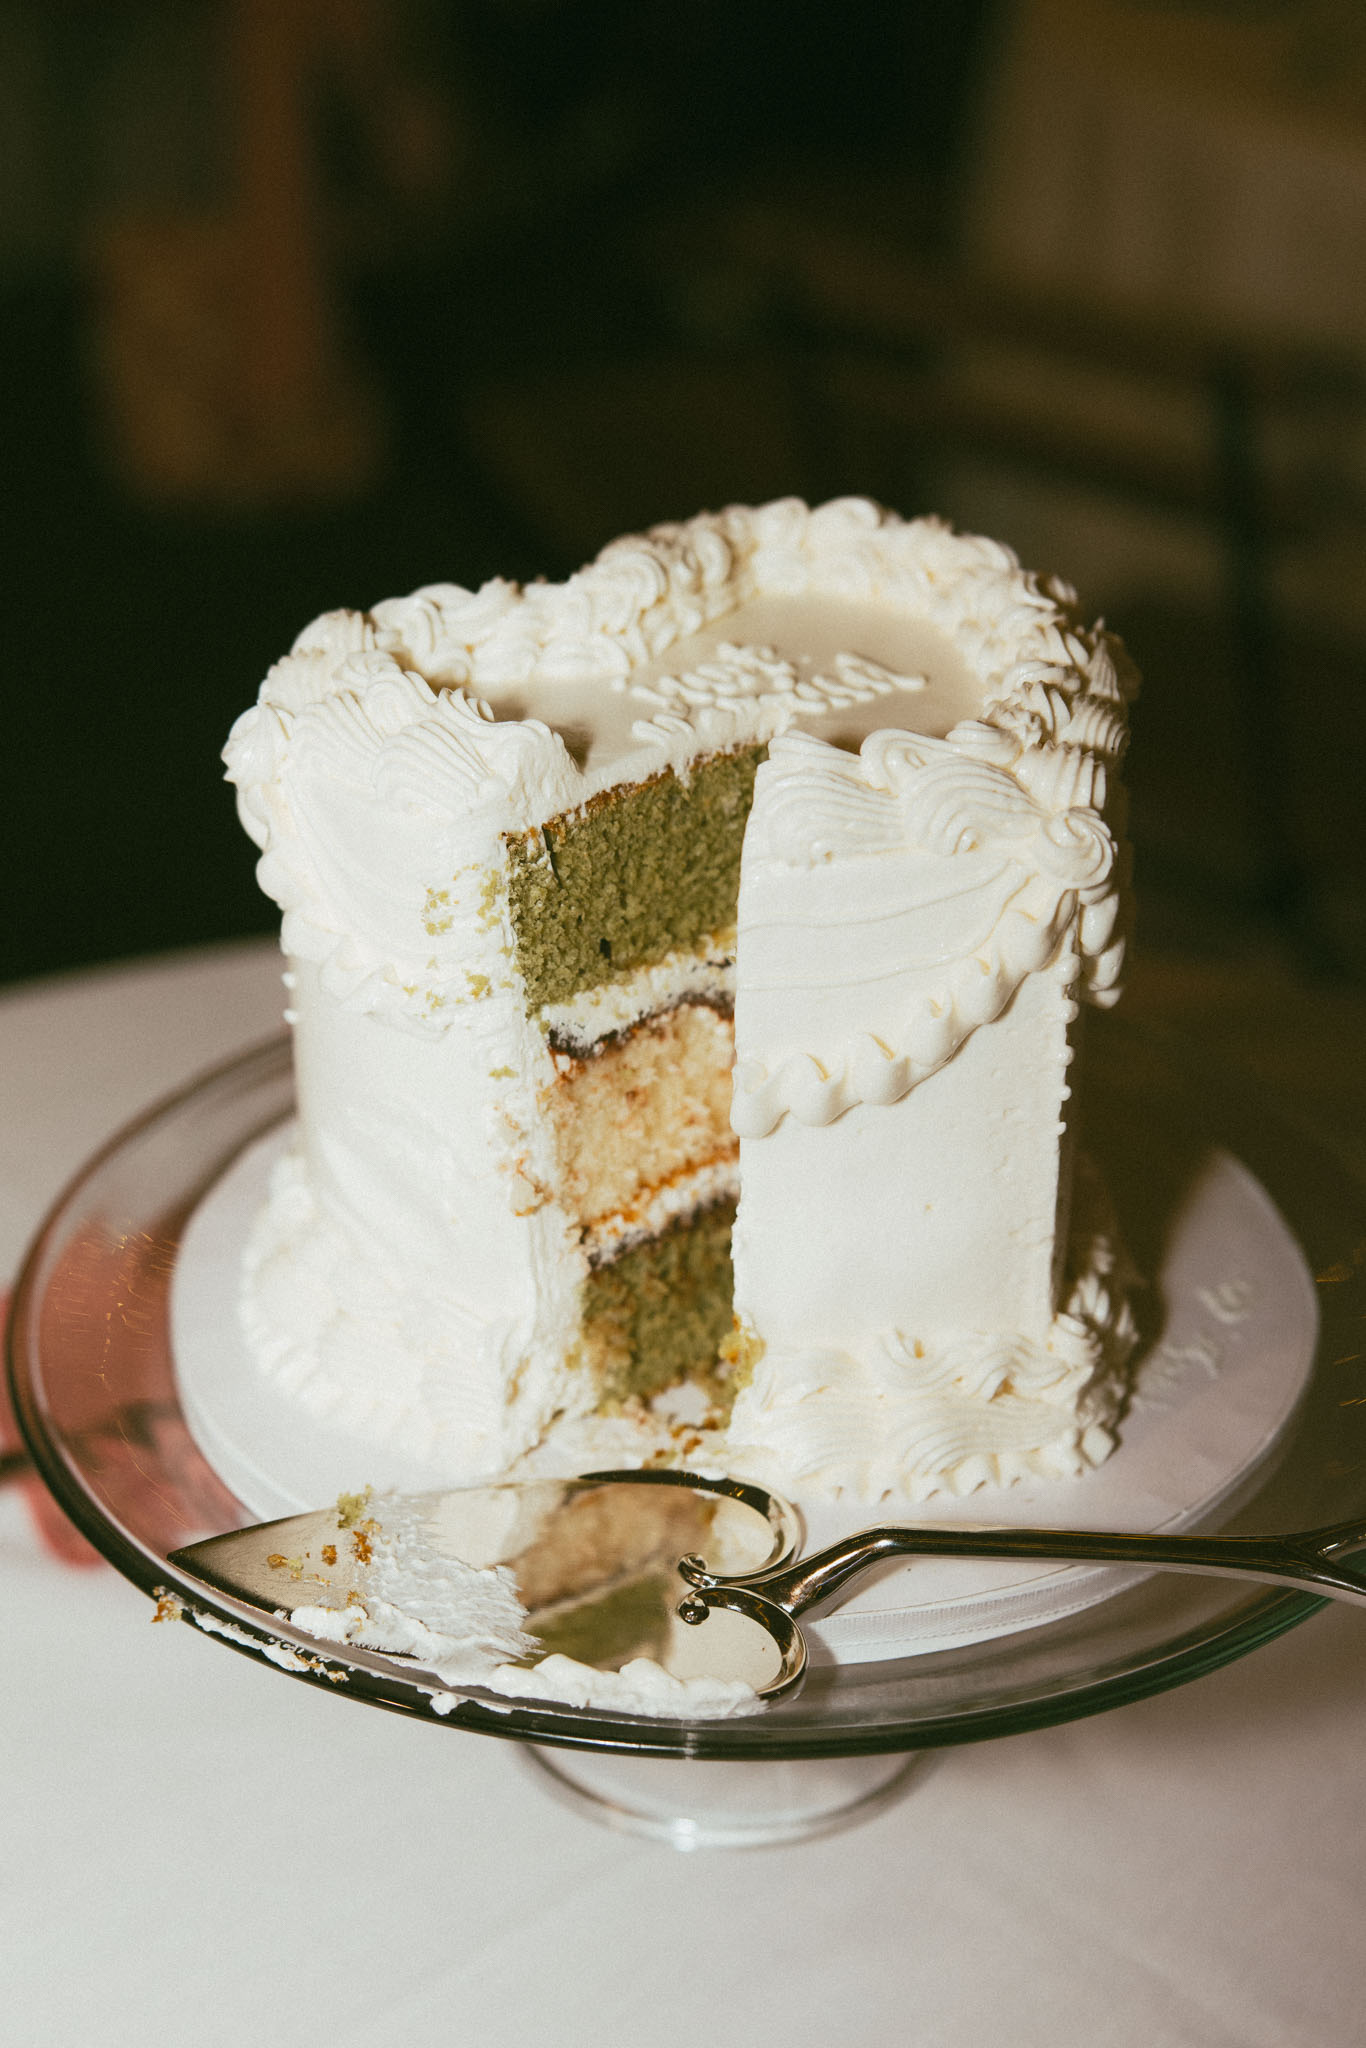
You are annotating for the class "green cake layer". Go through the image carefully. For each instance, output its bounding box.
[579,1200,738,1410]
[504,746,763,1012]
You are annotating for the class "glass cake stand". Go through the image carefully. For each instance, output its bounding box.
[9,1018,1366,1848]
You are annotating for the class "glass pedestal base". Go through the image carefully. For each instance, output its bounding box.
[523,1746,930,1849]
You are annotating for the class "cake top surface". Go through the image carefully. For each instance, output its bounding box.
[497,588,977,773]
[232,496,1123,803]
[224,497,1135,1039]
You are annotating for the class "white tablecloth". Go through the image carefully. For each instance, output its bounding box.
[3,942,1364,2048]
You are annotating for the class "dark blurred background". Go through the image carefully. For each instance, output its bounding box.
[6,0,1366,999]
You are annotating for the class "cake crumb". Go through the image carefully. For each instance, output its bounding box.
[476,868,502,930]
[151,1589,184,1624]
[719,1319,765,1393]
[335,1486,374,1529]
[421,884,454,936]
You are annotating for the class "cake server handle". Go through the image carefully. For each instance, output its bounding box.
[677,1515,1366,1620]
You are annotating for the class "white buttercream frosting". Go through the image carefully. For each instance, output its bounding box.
[225,498,1137,1505]
[729,723,1118,1136]
[726,1156,1137,1502]
[480,1654,762,1718]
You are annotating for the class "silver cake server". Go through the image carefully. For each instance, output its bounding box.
[168,1469,806,1705]
[169,1472,1366,1709]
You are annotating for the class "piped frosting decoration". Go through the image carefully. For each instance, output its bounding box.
[730,714,1124,1137]
[225,497,1134,1045]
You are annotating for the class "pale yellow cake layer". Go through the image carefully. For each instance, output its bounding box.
[545,1002,737,1234]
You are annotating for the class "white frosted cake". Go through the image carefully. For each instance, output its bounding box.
[224,496,1137,1505]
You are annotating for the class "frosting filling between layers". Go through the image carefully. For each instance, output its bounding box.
[538,936,735,1055]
